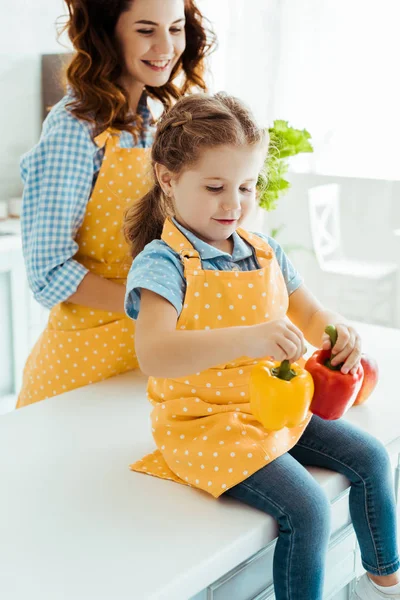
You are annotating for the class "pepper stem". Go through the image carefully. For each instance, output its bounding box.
[272,359,297,381]
[325,325,338,347]
[324,325,343,371]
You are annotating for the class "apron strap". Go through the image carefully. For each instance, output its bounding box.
[236,228,274,261]
[94,127,121,149]
[161,218,202,274]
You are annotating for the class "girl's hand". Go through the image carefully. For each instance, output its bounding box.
[249,318,306,363]
[322,323,362,375]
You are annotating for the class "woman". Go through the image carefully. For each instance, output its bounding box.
[18,0,216,407]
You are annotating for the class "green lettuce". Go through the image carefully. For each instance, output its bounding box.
[257,120,313,211]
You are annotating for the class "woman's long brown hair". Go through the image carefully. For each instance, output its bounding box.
[124,92,269,258]
[60,0,216,138]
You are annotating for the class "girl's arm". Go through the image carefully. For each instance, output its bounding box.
[135,289,305,378]
[287,284,344,347]
[287,284,361,374]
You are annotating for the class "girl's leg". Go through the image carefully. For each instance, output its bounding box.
[224,452,331,600]
[290,415,400,584]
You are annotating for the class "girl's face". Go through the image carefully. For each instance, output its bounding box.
[115,0,186,89]
[157,145,266,252]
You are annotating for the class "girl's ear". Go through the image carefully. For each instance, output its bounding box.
[155,163,174,197]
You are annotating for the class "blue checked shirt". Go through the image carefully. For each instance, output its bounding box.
[20,91,154,309]
[125,217,303,320]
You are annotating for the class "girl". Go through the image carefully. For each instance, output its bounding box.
[124,93,400,599]
[17,0,216,408]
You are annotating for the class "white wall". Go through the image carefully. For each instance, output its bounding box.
[273,0,400,180]
[0,0,71,201]
[262,172,400,326]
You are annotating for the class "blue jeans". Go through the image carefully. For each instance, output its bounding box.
[224,415,400,600]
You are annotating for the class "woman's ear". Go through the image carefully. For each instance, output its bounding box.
[155,163,174,197]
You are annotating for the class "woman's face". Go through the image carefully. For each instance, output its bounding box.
[115,0,186,89]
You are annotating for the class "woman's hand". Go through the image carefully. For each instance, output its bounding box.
[248,318,306,363]
[322,323,362,375]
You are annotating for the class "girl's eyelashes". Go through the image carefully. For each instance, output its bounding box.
[205,186,254,193]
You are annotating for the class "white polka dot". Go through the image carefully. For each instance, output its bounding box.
[230,452,236,457]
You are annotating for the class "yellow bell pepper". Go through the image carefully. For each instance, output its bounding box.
[250,359,314,431]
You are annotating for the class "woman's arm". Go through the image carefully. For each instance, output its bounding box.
[135,289,305,378]
[67,272,126,313]
[21,108,98,310]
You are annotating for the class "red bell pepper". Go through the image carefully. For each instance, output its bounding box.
[305,325,364,420]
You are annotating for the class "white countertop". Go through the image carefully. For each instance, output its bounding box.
[0,322,399,600]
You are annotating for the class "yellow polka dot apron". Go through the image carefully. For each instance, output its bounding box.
[17,129,151,408]
[131,218,312,498]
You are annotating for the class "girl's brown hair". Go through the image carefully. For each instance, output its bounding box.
[124,92,269,258]
[61,0,216,138]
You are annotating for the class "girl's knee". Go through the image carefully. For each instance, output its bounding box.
[285,485,331,539]
[359,436,392,479]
